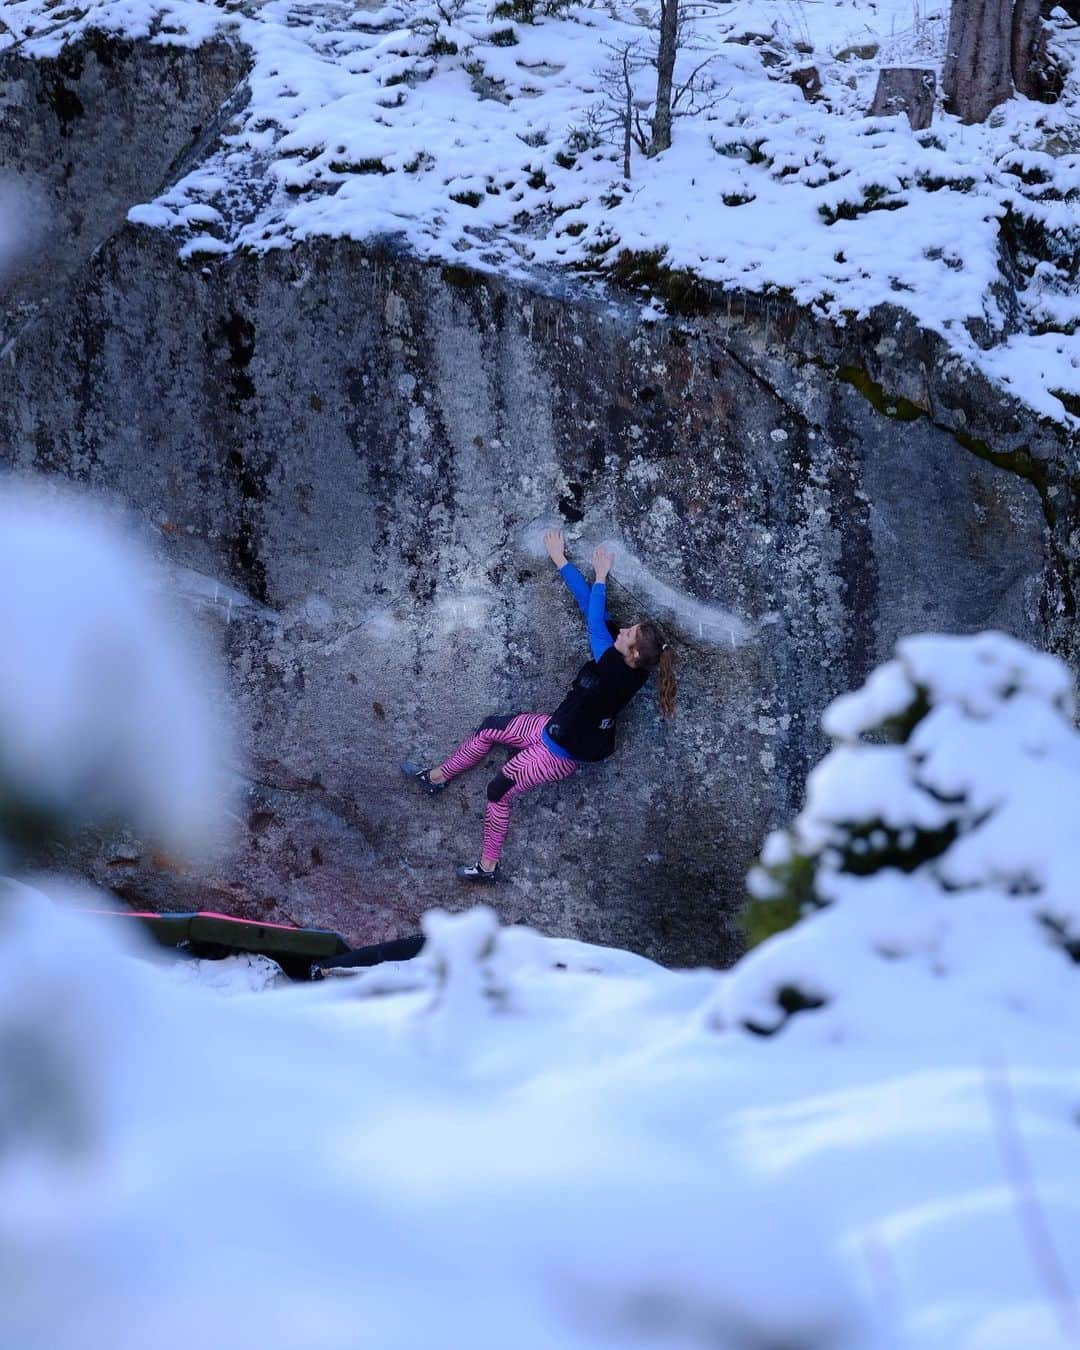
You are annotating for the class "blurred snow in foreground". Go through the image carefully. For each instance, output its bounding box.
[0,478,1078,1349]
[0,479,231,862]
[2,885,1078,1350]
[163,948,289,992]
[0,174,41,284]
[731,631,1080,1052]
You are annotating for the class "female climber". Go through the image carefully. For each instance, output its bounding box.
[403,528,677,882]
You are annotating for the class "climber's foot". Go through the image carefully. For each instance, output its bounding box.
[402,760,447,795]
[456,860,499,884]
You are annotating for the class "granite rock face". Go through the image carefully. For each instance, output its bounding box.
[0,33,1063,966]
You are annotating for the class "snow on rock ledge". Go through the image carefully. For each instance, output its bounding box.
[3,0,1079,424]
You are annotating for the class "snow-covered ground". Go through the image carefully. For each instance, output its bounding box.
[2,888,1078,1350]
[4,0,1079,425]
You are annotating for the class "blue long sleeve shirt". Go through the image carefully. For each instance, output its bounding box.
[558,562,614,660]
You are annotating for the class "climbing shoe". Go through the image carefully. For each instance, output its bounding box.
[456,861,500,884]
[402,761,447,795]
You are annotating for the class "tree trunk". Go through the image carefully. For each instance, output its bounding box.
[623,63,633,179]
[944,0,1060,121]
[650,0,678,155]
[869,67,936,129]
[943,0,1014,122]
[1012,0,1062,100]
[1011,0,1043,93]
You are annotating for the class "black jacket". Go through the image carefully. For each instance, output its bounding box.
[546,646,649,762]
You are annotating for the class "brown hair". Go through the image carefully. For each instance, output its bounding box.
[634,621,677,719]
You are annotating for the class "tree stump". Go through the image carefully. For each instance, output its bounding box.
[791,66,823,102]
[869,67,936,129]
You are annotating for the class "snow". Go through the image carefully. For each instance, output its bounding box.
[4,0,1078,425]
[739,631,1080,1044]
[0,481,232,860]
[163,948,289,991]
[2,879,1078,1350]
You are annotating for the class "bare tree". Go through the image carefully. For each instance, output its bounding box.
[651,0,679,154]
[588,39,651,179]
[648,1,726,155]
[585,4,725,173]
[943,0,1061,122]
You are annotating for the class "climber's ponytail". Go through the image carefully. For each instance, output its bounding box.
[635,621,678,719]
[657,643,677,720]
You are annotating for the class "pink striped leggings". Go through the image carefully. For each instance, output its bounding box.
[439,712,578,863]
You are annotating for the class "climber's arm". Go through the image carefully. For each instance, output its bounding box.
[587,545,615,660]
[544,528,590,616]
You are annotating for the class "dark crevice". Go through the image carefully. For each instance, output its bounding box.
[158,66,253,196]
[557,478,585,523]
[722,344,813,431]
[222,311,256,401]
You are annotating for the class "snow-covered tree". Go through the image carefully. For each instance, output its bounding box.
[729,632,1080,1040]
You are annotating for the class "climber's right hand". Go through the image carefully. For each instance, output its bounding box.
[544,528,567,566]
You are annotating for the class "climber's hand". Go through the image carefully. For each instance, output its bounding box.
[592,545,613,582]
[544,529,567,566]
